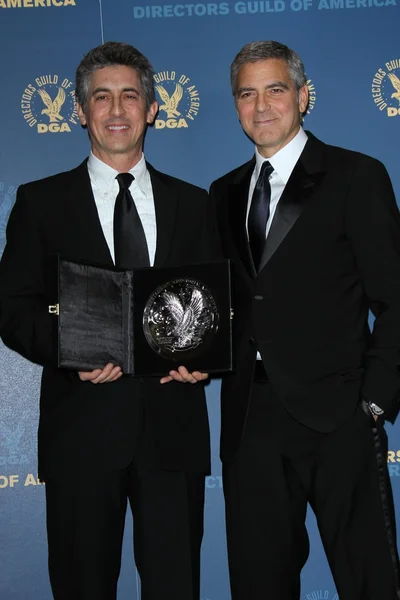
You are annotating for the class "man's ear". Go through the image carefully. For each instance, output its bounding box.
[147,101,158,125]
[235,101,241,122]
[298,84,309,115]
[77,103,87,127]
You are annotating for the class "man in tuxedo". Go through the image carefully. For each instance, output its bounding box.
[0,42,218,600]
[210,40,400,599]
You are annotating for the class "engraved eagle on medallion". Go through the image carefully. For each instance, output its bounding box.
[388,73,400,105]
[155,83,183,118]
[37,86,66,122]
[143,278,218,358]
[161,288,206,348]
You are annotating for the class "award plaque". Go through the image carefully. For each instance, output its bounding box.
[50,258,233,376]
[132,262,233,375]
[143,278,219,360]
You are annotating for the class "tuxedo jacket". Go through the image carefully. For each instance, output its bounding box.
[0,160,219,479]
[210,132,400,463]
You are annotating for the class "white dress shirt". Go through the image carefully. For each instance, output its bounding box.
[246,127,308,237]
[87,152,157,266]
[248,128,308,360]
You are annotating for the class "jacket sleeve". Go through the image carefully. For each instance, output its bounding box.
[199,187,223,263]
[345,157,400,422]
[0,184,54,366]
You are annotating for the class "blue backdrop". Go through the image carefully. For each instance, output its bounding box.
[0,1,399,598]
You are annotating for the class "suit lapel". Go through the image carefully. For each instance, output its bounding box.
[147,163,178,268]
[65,160,114,265]
[258,133,327,271]
[228,159,257,278]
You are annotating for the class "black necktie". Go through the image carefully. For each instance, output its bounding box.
[113,173,150,268]
[248,161,274,272]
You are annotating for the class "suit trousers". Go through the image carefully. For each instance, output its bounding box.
[223,378,400,600]
[44,401,205,600]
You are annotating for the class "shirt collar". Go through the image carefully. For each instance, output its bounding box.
[254,127,308,184]
[87,152,148,194]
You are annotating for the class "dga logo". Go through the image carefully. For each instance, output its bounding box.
[0,181,17,254]
[306,79,316,114]
[0,421,28,466]
[153,70,200,129]
[371,59,400,117]
[303,590,338,600]
[21,74,79,133]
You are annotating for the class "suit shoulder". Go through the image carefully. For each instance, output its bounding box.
[19,162,86,195]
[323,142,386,172]
[149,166,207,197]
[210,159,254,190]
[163,174,207,195]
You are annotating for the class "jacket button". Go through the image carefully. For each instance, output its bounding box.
[254,294,264,301]
[249,337,256,346]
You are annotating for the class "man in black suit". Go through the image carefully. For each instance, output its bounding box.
[0,42,217,600]
[210,40,400,599]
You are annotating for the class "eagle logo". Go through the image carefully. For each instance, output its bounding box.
[37,86,66,122]
[161,288,206,349]
[155,83,183,119]
[388,73,400,105]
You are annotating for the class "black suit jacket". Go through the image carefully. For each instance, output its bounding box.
[211,132,400,463]
[0,160,219,478]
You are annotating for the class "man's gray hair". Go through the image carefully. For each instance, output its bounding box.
[230,40,307,97]
[76,41,156,111]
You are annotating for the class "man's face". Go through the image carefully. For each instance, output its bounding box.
[77,64,158,166]
[235,58,308,158]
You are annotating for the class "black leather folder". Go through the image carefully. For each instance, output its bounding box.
[49,257,234,376]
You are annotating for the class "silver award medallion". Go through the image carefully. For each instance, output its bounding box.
[143,278,219,360]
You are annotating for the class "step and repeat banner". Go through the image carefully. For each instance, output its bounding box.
[0,1,399,599]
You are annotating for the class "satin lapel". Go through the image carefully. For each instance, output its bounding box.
[259,137,326,271]
[148,164,178,268]
[228,159,257,278]
[65,160,114,265]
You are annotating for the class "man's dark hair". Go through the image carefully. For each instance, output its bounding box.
[76,41,156,111]
[231,40,307,97]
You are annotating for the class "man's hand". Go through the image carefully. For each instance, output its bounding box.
[78,363,122,384]
[160,366,209,385]
[366,401,384,422]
